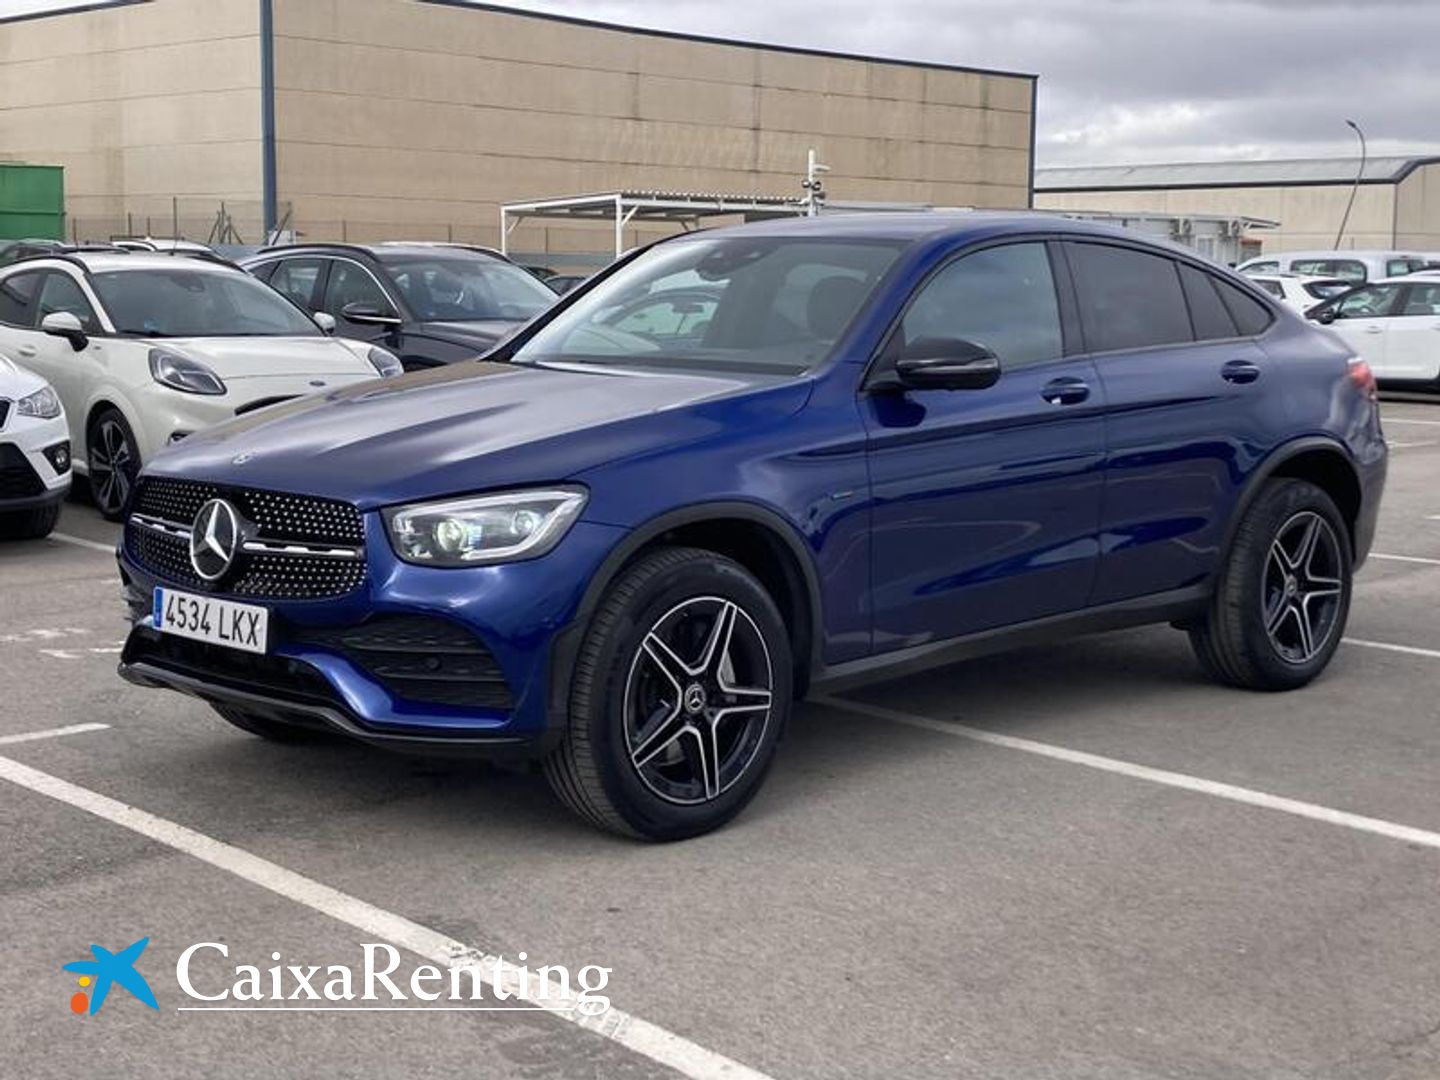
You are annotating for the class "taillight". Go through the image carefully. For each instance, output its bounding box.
[1347,357,1377,401]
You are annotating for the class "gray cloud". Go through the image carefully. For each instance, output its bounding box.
[496,0,1440,166]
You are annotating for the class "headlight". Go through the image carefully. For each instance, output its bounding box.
[16,385,62,419]
[384,487,587,567]
[367,345,403,379]
[149,348,226,396]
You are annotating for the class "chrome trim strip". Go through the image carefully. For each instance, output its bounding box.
[130,513,191,539]
[130,513,362,559]
[241,539,364,560]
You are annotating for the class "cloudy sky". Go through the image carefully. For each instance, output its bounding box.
[5,0,1439,167]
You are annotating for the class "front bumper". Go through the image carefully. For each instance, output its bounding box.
[0,411,72,508]
[117,514,627,755]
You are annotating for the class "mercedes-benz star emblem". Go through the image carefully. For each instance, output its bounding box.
[189,498,241,582]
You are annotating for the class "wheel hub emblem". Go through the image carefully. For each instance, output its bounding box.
[682,683,708,716]
[189,498,242,582]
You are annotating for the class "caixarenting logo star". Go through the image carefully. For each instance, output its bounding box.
[64,937,159,1016]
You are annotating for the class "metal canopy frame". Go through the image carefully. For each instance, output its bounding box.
[499,191,813,259]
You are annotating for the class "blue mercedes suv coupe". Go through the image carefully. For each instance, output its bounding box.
[117,213,1387,839]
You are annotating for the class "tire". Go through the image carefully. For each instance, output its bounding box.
[544,546,793,841]
[210,704,329,743]
[0,502,61,540]
[87,407,140,522]
[1189,478,1352,691]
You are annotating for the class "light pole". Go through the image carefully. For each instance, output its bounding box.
[1334,119,1366,248]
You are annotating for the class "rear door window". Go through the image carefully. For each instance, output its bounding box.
[1067,243,1193,353]
[1213,278,1274,336]
[1178,265,1241,339]
[0,269,44,328]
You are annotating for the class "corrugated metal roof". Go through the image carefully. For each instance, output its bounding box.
[1036,155,1440,191]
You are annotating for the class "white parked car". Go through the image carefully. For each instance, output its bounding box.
[1245,273,1351,315]
[0,251,401,519]
[1238,250,1428,284]
[0,354,71,539]
[1309,275,1440,385]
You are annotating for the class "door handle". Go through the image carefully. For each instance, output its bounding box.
[1041,377,1090,405]
[16,345,36,357]
[1221,359,1261,385]
[1364,325,1384,334]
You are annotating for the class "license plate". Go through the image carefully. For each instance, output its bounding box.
[153,587,269,655]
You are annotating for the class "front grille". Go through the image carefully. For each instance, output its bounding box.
[300,616,512,711]
[126,477,367,600]
[0,400,10,429]
[0,444,44,499]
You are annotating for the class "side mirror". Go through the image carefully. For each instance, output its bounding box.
[313,311,337,334]
[883,338,1002,391]
[1313,308,1338,325]
[40,310,88,351]
[340,302,401,327]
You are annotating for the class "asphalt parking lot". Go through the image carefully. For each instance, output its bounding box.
[3,398,1439,1080]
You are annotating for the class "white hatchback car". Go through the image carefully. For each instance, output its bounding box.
[1245,273,1351,315]
[0,354,71,539]
[0,252,401,519]
[1309,275,1440,386]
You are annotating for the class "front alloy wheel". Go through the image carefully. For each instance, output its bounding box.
[625,597,774,805]
[88,409,140,521]
[545,547,792,840]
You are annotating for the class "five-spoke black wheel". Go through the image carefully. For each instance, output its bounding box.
[545,547,791,840]
[87,408,140,521]
[1190,478,1352,690]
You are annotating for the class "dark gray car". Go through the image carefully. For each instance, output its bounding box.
[242,243,558,370]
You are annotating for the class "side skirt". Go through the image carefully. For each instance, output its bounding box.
[810,586,1209,695]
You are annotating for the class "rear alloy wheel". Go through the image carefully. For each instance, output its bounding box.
[87,409,140,521]
[544,547,792,840]
[1189,478,1352,690]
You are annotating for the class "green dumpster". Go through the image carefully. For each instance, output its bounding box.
[0,163,65,241]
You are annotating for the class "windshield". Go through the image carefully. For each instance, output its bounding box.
[379,254,556,322]
[512,236,905,375]
[93,268,321,337]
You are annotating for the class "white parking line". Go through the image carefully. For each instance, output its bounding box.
[817,696,1440,852]
[0,723,109,747]
[1343,637,1440,661]
[1370,552,1440,567]
[1384,417,1440,427]
[50,532,116,554]
[1388,440,1439,449]
[0,755,773,1080]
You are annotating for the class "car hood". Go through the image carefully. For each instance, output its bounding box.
[143,336,374,379]
[145,361,809,508]
[0,353,49,396]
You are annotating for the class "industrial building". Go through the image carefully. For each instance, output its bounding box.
[1036,156,1440,256]
[0,0,1036,265]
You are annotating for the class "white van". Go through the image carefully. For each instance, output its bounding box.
[1237,250,1428,283]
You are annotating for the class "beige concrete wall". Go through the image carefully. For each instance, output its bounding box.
[1036,183,1398,254]
[0,0,264,242]
[1395,163,1440,254]
[271,0,1034,264]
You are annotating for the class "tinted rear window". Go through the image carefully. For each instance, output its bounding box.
[1179,265,1241,339]
[1214,278,1274,336]
[1068,243,1193,353]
